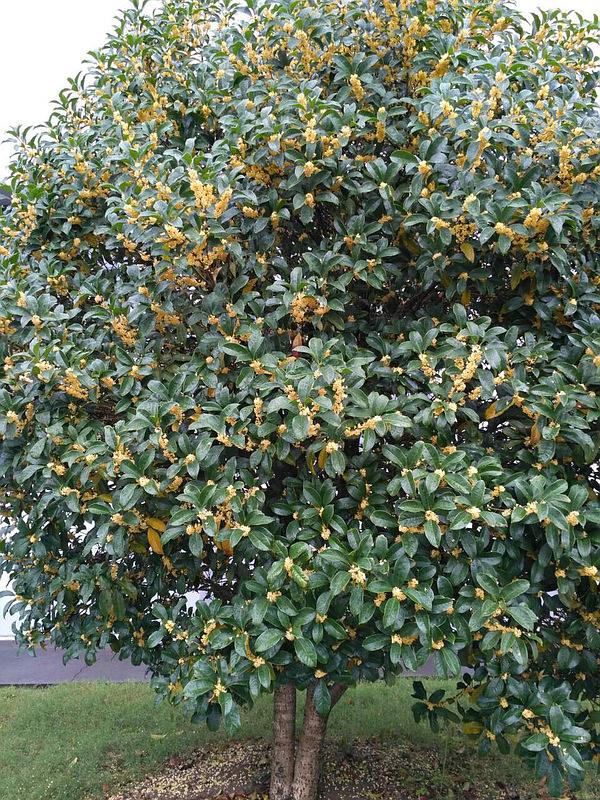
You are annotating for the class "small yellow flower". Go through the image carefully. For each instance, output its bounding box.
[349,74,365,101]
[494,222,514,240]
[349,564,366,586]
[579,565,598,578]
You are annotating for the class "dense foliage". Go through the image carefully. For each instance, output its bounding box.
[1,0,600,794]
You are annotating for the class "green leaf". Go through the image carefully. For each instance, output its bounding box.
[391,149,419,166]
[522,733,549,751]
[507,604,537,631]
[330,571,351,594]
[403,587,433,611]
[291,414,310,441]
[147,629,164,648]
[118,483,141,510]
[313,681,331,716]
[501,579,530,602]
[254,629,284,652]
[435,647,460,678]
[370,510,397,528]
[363,634,389,651]
[294,637,317,668]
[474,574,500,598]
[424,519,441,547]
[383,597,401,628]
[189,533,203,557]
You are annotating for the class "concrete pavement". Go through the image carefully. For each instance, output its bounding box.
[0,640,146,684]
[0,641,439,686]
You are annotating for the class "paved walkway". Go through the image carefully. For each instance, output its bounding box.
[0,641,440,686]
[0,640,146,684]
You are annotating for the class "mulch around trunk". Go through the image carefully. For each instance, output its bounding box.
[105,738,569,800]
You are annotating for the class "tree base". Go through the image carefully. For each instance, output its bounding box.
[270,683,347,800]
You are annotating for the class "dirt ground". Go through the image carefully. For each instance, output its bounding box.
[106,737,569,800]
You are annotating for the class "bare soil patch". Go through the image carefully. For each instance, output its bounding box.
[106,738,567,800]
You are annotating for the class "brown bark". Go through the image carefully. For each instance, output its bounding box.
[270,684,297,800]
[290,683,347,800]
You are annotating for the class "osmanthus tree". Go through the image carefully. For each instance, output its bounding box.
[1,0,600,796]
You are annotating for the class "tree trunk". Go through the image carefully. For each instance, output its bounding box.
[270,684,297,800]
[289,683,347,800]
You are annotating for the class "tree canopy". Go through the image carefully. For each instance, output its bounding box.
[1,0,600,796]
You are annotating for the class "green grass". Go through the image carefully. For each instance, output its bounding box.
[0,680,594,800]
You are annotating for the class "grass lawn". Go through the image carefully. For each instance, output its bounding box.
[0,680,595,800]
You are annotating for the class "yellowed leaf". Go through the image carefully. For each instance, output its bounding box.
[462,721,483,735]
[147,528,164,555]
[530,421,541,446]
[510,266,524,290]
[217,538,233,557]
[147,517,166,533]
[318,449,328,470]
[461,242,475,263]
[484,399,514,420]
[469,684,485,703]
[484,402,498,420]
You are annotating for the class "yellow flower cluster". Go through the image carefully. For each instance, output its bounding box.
[349,74,365,101]
[495,222,514,240]
[290,292,319,323]
[349,563,367,586]
[150,302,181,332]
[523,207,548,235]
[159,224,187,249]
[59,369,88,401]
[188,168,216,210]
[345,415,382,438]
[111,315,137,347]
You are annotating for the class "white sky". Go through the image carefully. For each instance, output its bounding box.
[0,0,598,179]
